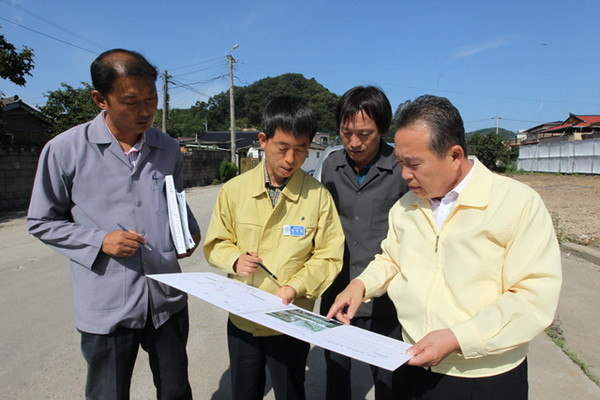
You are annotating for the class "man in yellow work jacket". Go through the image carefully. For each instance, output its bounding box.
[204,95,344,400]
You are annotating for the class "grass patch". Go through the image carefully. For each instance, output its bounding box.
[550,211,567,245]
[545,320,600,387]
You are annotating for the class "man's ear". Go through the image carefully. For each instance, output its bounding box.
[449,144,464,162]
[258,132,267,149]
[91,90,108,110]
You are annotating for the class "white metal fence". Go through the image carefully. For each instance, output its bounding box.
[517,139,600,174]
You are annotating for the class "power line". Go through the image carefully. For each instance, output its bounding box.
[0,0,105,50]
[168,78,212,98]
[171,75,227,86]
[0,16,98,55]
[169,57,225,72]
[172,63,225,78]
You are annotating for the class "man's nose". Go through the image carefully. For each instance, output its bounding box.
[284,149,296,165]
[401,166,413,181]
[349,134,362,148]
[139,101,152,116]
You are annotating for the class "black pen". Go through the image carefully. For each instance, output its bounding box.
[246,252,281,286]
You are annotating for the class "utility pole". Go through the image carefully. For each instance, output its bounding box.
[228,44,239,164]
[495,115,500,135]
[162,70,169,134]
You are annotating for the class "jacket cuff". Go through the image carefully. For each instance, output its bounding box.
[451,320,488,359]
[226,252,242,274]
[357,275,382,300]
[285,277,306,299]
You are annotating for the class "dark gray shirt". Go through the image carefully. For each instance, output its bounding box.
[319,140,409,318]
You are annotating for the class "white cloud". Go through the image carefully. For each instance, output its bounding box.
[241,12,259,28]
[452,37,514,59]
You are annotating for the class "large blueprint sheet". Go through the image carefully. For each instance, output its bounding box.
[149,272,411,371]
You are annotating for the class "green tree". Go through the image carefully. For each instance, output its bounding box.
[467,131,516,172]
[154,107,207,137]
[0,30,34,86]
[41,82,98,136]
[0,31,35,135]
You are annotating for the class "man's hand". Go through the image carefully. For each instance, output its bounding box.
[233,251,261,276]
[102,229,145,257]
[276,286,296,305]
[177,231,202,259]
[325,279,366,324]
[406,328,460,367]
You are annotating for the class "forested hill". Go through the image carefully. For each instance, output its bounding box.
[466,127,515,139]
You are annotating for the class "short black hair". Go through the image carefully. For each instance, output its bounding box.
[90,48,158,96]
[261,96,317,142]
[336,86,392,135]
[393,95,468,157]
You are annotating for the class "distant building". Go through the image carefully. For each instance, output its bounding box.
[187,130,330,174]
[194,130,260,158]
[313,132,330,146]
[517,114,600,174]
[521,114,600,144]
[302,142,328,173]
[1,96,50,148]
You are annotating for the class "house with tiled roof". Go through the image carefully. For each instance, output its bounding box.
[522,114,600,144]
[1,96,50,148]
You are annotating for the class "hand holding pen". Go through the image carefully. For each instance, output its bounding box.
[117,223,153,251]
[235,252,282,287]
[101,225,150,258]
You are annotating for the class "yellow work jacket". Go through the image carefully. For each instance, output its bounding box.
[359,158,562,377]
[204,161,344,335]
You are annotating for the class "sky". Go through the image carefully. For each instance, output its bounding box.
[1,0,599,134]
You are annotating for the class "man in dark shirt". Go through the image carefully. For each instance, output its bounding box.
[319,86,409,400]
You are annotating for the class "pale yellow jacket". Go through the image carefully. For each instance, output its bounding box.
[204,161,344,335]
[359,158,562,377]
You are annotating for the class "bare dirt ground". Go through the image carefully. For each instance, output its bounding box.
[507,173,600,247]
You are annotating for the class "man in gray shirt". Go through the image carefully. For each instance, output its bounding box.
[319,86,409,400]
[27,49,200,399]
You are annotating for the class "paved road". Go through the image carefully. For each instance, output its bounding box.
[1,184,599,399]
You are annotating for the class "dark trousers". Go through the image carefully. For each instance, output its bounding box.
[395,358,528,400]
[227,318,310,400]
[324,315,403,400]
[80,307,192,400]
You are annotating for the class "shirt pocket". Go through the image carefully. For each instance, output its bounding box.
[72,256,126,311]
[234,218,263,252]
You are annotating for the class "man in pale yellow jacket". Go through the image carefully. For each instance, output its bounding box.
[328,95,561,399]
[204,96,344,400]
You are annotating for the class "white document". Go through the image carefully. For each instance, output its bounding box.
[176,190,195,250]
[165,175,195,254]
[148,272,412,371]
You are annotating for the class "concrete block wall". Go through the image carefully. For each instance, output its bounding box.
[182,149,228,188]
[0,148,40,210]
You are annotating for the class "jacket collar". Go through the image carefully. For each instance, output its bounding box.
[332,140,396,188]
[331,139,395,172]
[87,111,166,171]
[250,160,304,202]
[456,157,492,208]
[407,157,492,209]
[88,111,165,149]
